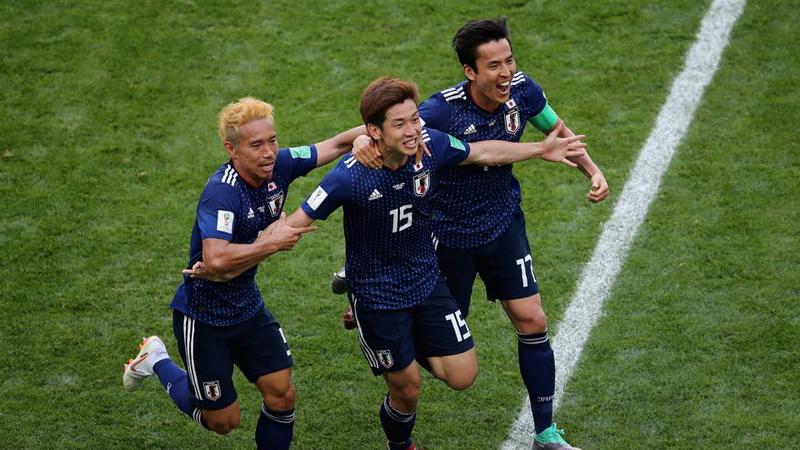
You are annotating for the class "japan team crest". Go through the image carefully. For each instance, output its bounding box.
[267,192,284,217]
[203,380,222,401]
[504,107,521,134]
[413,171,431,197]
[377,350,394,369]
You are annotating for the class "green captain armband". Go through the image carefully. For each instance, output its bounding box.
[529,102,559,132]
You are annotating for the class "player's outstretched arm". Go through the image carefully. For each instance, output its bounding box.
[285,208,316,228]
[189,213,315,282]
[464,122,586,167]
[548,119,609,203]
[314,125,368,167]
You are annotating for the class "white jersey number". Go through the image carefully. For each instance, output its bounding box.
[515,254,536,288]
[389,204,413,233]
[445,311,471,342]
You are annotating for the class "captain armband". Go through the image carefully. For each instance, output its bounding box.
[529,102,559,133]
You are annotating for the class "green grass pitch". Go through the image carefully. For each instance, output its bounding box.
[1,0,797,448]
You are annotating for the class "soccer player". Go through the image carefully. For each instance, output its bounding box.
[285,77,587,450]
[345,18,608,449]
[121,97,366,449]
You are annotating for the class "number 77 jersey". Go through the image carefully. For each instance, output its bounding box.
[301,128,471,311]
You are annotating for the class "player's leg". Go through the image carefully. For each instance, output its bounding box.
[351,297,419,450]
[231,309,295,450]
[435,241,479,318]
[174,310,242,434]
[479,211,578,449]
[414,281,478,391]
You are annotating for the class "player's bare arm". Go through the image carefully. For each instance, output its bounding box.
[314,125,368,167]
[186,212,315,282]
[285,208,315,228]
[549,119,609,203]
[464,122,586,167]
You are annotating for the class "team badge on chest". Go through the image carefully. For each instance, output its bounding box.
[505,107,521,134]
[267,192,284,217]
[413,171,431,197]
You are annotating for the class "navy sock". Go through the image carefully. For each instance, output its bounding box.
[379,395,416,450]
[153,359,206,428]
[256,403,295,450]
[518,329,555,434]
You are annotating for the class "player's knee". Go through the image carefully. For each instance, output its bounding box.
[206,414,240,435]
[513,308,548,334]
[264,383,296,411]
[443,368,478,391]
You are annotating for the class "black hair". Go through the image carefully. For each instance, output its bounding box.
[452,17,511,71]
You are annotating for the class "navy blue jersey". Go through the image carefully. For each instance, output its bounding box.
[170,145,318,326]
[418,71,547,249]
[301,128,470,311]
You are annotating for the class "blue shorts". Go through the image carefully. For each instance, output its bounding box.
[349,280,474,376]
[172,308,292,410]
[436,209,539,317]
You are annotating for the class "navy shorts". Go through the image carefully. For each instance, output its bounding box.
[349,280,474,376]
[436,209,539,317]
[172,308,292,410]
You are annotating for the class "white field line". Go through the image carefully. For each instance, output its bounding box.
[501,0,746,447]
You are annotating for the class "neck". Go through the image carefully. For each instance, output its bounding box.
[379,143,409,170]
[467,81,501,113]
[231,160,266,188]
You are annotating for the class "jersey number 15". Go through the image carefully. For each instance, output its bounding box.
[389,205,413,233]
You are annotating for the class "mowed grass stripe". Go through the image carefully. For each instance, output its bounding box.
[504,0,746,447]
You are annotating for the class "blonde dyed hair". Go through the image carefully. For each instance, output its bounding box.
[218,97,274,147]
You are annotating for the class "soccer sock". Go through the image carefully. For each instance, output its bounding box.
[379,395,416,450]
[518,329,555,434]
[255,403,295,450]
[152,358,205,428]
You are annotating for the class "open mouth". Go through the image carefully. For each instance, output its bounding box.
[402,137,418,150]
[497,80,510,97]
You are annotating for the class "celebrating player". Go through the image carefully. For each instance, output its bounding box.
[343,18,608,449]
[121,97,365,449]
[286,77,586,449]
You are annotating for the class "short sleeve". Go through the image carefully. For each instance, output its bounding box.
[277,144,319,182]
[197,182,241,241]
[424,128,471,170]
[520,72,547,117]
[418,94,450,131]
[300,163,351,221]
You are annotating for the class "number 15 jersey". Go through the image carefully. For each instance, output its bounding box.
[301,128,470,311]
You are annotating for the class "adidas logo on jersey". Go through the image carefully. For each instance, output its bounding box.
[463,124,477,135]
[247,208,255,219]
[368,189,382,201]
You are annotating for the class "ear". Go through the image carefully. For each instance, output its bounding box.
[366,123,382,141]
[463,64,477,82]
[223,141,237,159]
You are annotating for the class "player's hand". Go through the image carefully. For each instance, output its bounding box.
[182,261,228,282]
[539,122,586,167]
[259,212,316,251]
[352,135,382,169]
[587,170,609,203]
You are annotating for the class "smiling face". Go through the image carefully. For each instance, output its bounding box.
[464,38,516,111]
[224,118,278,186]
[367,98,422,160]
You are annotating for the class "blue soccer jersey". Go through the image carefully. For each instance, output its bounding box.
[301,128,470,311]
[170,145,318,326]
[418,71,548,249]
